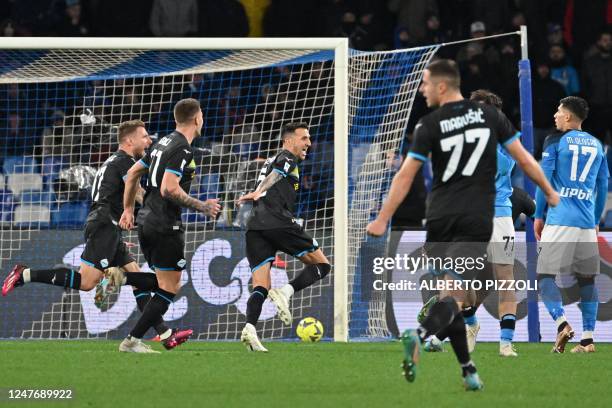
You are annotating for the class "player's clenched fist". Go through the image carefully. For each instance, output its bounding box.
[119,210,135,230]
[366,218,387,237]
[200,198,221,217]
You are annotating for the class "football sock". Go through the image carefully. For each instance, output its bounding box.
[417,296,458,341]
[556,318,568,333]
[539,274,565,320]
[462,305,478,326]
[246,286,268,326]
[27,268,81,289]
[125,272,159,291]
[129,289,175,339]
[289,263,331,292]
[577,276,598,335]
[447,313,475,375]
[580,331,594,346]
[133,289,169,335]
[500,314,516,345]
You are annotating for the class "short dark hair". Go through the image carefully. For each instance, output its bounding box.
[560,96,589,121]
[117,119,145,144]
[281,122,309,141]
[174,98,201,124]
[470,89,503,110]
[426,59,461,89]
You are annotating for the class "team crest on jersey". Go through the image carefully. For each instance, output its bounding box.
[101,259,109,268]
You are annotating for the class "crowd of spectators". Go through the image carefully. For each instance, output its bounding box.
[0,0,611,227]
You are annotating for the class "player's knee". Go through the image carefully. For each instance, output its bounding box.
[79,277,97,291]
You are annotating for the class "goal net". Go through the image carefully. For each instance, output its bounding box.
[0,38,438,341]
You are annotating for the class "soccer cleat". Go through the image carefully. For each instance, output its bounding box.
[162,328,193,350]
[423,336,444,352]
[466,322,480,353]
[241,324,268,352]
[499,343,518,357]
[417,295,438,324]
[552,324,574,353]
[94,267,125,307]
[268,288,292,326]
[2,264,26,296]
[400,329,421,383]
[463,372,484,391]
[119,337,160,354]
[570,343,595,353]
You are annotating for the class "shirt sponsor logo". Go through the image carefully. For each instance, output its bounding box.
[559,186,593,200]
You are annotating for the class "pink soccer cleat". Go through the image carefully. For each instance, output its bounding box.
[162,328,193,350]
[2,264,26,296]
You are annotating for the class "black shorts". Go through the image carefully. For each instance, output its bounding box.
[81,221,134,270]
[246,226,319,272]
[138,223,186,271]
[424,213,492,281]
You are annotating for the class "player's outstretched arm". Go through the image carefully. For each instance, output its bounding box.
[236,171,283,205]
[505,139,559,207]
[160,171,221,217]
[366,156,423,237]
[119,161,148,230]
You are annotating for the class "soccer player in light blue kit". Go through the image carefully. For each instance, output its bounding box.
[534,96,609,353]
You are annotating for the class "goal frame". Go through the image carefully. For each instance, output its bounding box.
[0,36,350,342]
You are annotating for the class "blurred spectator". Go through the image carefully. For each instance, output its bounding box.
[563,0,608,60]
[532,61,566,159]
[89,0,151,36]
[394,26,419,49]
[548,44,580,95]
[547,23,565,47]
[456,21,500,65]
[423,13,447,44]
[149,0,198,37]
[1,18,14,36]
[388,0,438,44]
[41,110,67,157]
[469,0,511,35]
[1,112,34,156]
[332,9,370,50]
[57,0,89,36]
[198,0,249,37]
[582,31,612,143]
[497,41,520,123]
[240,0,270,37]
[263,0,319,37]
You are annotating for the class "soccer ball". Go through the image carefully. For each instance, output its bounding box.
[296,317,324,342]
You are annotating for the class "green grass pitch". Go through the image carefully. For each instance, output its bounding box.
[1,341,610,408]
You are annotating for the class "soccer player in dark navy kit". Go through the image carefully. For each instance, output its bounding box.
[367,60,559,390]
[236,122,331,352]
[2,120,188,350]
[116,98,221,353]
[3,121,151,297]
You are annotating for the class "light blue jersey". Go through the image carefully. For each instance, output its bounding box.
[495,145,515,217]
[536,130,609,228]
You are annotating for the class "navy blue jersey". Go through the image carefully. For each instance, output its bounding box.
[88,150,136,224]
[137,131,196,231]
[247,149,300,230]
[409,100,519,220]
